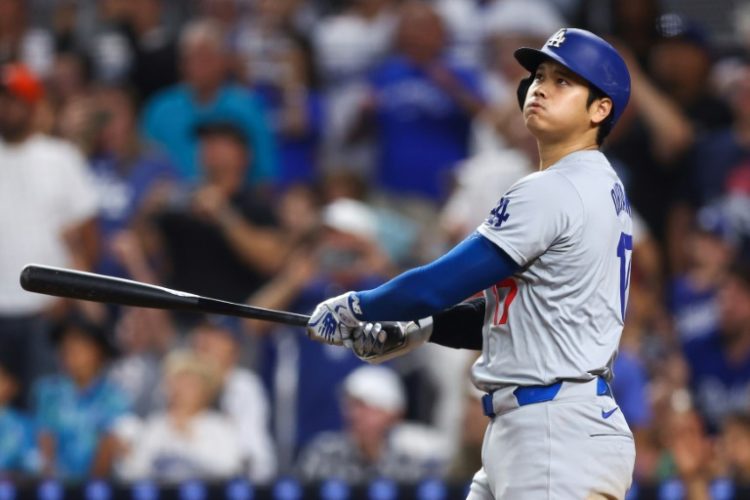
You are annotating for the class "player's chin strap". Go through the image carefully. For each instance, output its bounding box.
[351,317,434,364]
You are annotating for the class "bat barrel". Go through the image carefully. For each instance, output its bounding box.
[20,264,311,327]
[20,264,198,309]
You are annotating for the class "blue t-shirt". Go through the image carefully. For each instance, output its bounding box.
[668,275,719,344]
[33,375,130,479]
[254,84,324,188]
[688,129,749,206]
[0,407,37,473]
[141,84,278,184]
[369,56,482,201]
[683,332,750,432]
[89,152,178,277]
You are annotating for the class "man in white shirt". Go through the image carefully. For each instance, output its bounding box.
[0,63,98,406]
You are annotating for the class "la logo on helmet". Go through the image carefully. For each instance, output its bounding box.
[547,29,567,48]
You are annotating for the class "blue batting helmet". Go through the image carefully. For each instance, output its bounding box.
[514,28,631,129]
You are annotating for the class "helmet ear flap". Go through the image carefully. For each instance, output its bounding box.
[516,74,534,111]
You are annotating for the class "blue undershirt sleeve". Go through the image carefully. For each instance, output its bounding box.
[355,232,520,321]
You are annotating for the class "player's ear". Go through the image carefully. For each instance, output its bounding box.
[589,97,613,126]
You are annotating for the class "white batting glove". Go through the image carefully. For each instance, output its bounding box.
[306,292,363,346]
[351,317,433,364]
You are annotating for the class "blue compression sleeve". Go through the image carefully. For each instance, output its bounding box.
[356,232,520,321]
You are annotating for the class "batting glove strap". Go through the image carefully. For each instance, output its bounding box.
[352,316,433,364]
[306,292,362,346]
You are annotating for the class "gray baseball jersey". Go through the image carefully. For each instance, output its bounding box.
[473,150,633,390]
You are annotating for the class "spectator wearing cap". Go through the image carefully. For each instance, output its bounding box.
[245,198,391,470]
[117,349,243,483]
[190,317,277,483]
[140,19,278,186]
[296,365,449,483]
[0,63,99,407]
[0,354,38,478]
[669,206,738,344]
[683,260,750,432]
[32,313,131,480]
[142,120,288,316]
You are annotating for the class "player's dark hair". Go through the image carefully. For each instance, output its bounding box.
[587,86,613,146]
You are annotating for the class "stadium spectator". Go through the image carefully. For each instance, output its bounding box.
[191,317,277,483]
[245,198,390,469]
[0,0,55,77]
[660,406,713,498]
[72,0,178,101]
[231,1,324,189]
[82,85,179,279]
[721,412,750,484]
[142,121,287,317]
[296,365,448,483]
[603,42,695,275]
[0,63,99,405]
[141,19,277,186]
[120,0,180,102]
[33,313,130,480]
[650,14,732,132]
[47,50,94,143]
[117,349,243,483]
[109,306,176,418]
[350,0,483,203]
[0,353,37,477]
[683,260,750,432]
[313,0,396,172]
[668,206,737,344]
[686,61,750,210]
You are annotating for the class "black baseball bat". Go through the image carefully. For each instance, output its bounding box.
[19,264,310,326]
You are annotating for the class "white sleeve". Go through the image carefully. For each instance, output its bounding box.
[222,372,277,482]
[116,418,161,481]
[201,415,244,477]
[58,143,98,227]
[476,171,583,266]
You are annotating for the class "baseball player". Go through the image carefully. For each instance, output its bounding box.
[307,28,635,499]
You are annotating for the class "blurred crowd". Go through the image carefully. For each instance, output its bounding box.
[1,0,750,495]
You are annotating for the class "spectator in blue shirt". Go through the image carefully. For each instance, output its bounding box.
[685,62,750,209]
[352,0,484,202]
[668,205,737,344]
[33,313,130,480]
[87,84,179,279]
[0,354,37,477]
[683,260,750,433]
[141,19,278,187]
